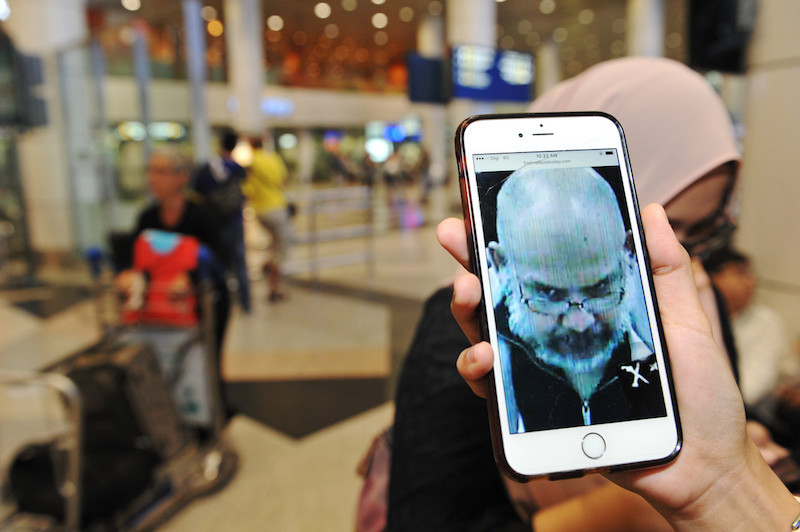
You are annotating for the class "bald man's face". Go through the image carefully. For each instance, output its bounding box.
[490,169,628,373]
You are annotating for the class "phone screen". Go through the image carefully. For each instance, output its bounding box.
[473,148,667,434]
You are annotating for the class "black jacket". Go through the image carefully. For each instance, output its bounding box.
[501,331,667,432]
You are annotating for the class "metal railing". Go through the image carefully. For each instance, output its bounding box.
[285,185,375,278]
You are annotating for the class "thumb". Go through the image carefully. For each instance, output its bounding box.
[640,204,713,333]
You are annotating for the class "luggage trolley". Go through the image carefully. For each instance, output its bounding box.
[90,229,239,529]
[3,230,238,530]
[0,369,82,531]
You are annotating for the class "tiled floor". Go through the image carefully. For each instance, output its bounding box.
[0,185,467,530]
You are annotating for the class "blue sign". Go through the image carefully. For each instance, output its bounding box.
[451,45,534,102]
[407,53,448,104]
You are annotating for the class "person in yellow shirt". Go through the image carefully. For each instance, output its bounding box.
[243,133,292,302]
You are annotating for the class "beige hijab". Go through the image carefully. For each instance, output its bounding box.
[506,57,741,522]
[529,56,740,206]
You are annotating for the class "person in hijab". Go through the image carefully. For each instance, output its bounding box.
[388,57,795,531]
[441,202,800,531]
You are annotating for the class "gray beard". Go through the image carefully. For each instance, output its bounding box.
[532,338,616,373]
[507,303,623,374]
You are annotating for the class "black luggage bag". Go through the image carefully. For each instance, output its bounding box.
[10,342,191,528]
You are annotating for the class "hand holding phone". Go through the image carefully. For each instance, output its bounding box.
[441,200,800,529]
[454,113,681,479]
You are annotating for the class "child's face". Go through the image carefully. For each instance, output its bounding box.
[711,262,756,316]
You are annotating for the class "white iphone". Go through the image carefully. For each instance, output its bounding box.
[455,112,681,480]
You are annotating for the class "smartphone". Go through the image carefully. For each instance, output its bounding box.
[455,112,681,480]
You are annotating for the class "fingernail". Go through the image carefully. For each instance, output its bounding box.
[467,347,476,363]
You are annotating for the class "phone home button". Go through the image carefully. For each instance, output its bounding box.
[582,433,606,459]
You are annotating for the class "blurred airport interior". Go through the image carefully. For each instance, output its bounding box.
[1,0,799,529]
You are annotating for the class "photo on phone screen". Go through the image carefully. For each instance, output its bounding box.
[473,149,667,435]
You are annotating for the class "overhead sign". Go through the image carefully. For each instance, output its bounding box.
[451,44,534,102]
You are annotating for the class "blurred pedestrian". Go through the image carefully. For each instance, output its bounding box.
[191,129,251,313]
[243,133,293,302]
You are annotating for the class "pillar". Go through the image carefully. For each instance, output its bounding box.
[415,13,448,189]
[3,0,88,256]
[223,0,265,136]
[182,0,212,163]
[446,0,496,125]
[626,0,664,57]
[444,0,496,202]
[535,40,561,96]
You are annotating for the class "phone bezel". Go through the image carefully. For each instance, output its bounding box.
[455,112,682,479]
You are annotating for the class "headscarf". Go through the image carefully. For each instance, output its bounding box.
[528,56,741,206]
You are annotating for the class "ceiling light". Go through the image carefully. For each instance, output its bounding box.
[371,0,386,4]
[207,20,224,37]
[552,27,568,43]
[374,31,389,46]
[315,2,332,19]
[267,15,284,31]
[372,13,388,29]
[278,133,298,150]
[399,7,414,22]
[342,0,357,10]
[201,6,217,21]
[539,0,555,15]
[612,18,626,34]
[325,23,340,38]
[517,20,532,35]
[428,1,443,17]
[121,0,141,11]
[578,9,594,25]
[500,35,514,49]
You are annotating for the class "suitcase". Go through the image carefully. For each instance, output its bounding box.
[54,341,190,460]
[11,342,192,527]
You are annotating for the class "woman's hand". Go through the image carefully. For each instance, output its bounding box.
[437,204,800,530]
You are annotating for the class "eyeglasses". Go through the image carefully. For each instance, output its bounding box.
[671,168,737,259]
[679,210,737,260]
[518,276,625,316]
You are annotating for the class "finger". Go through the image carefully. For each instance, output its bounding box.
[437,217,471,271]
[452,272,484,344]
[455,341,494,398]
[640,204,712,330]
[690,257,713,293]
